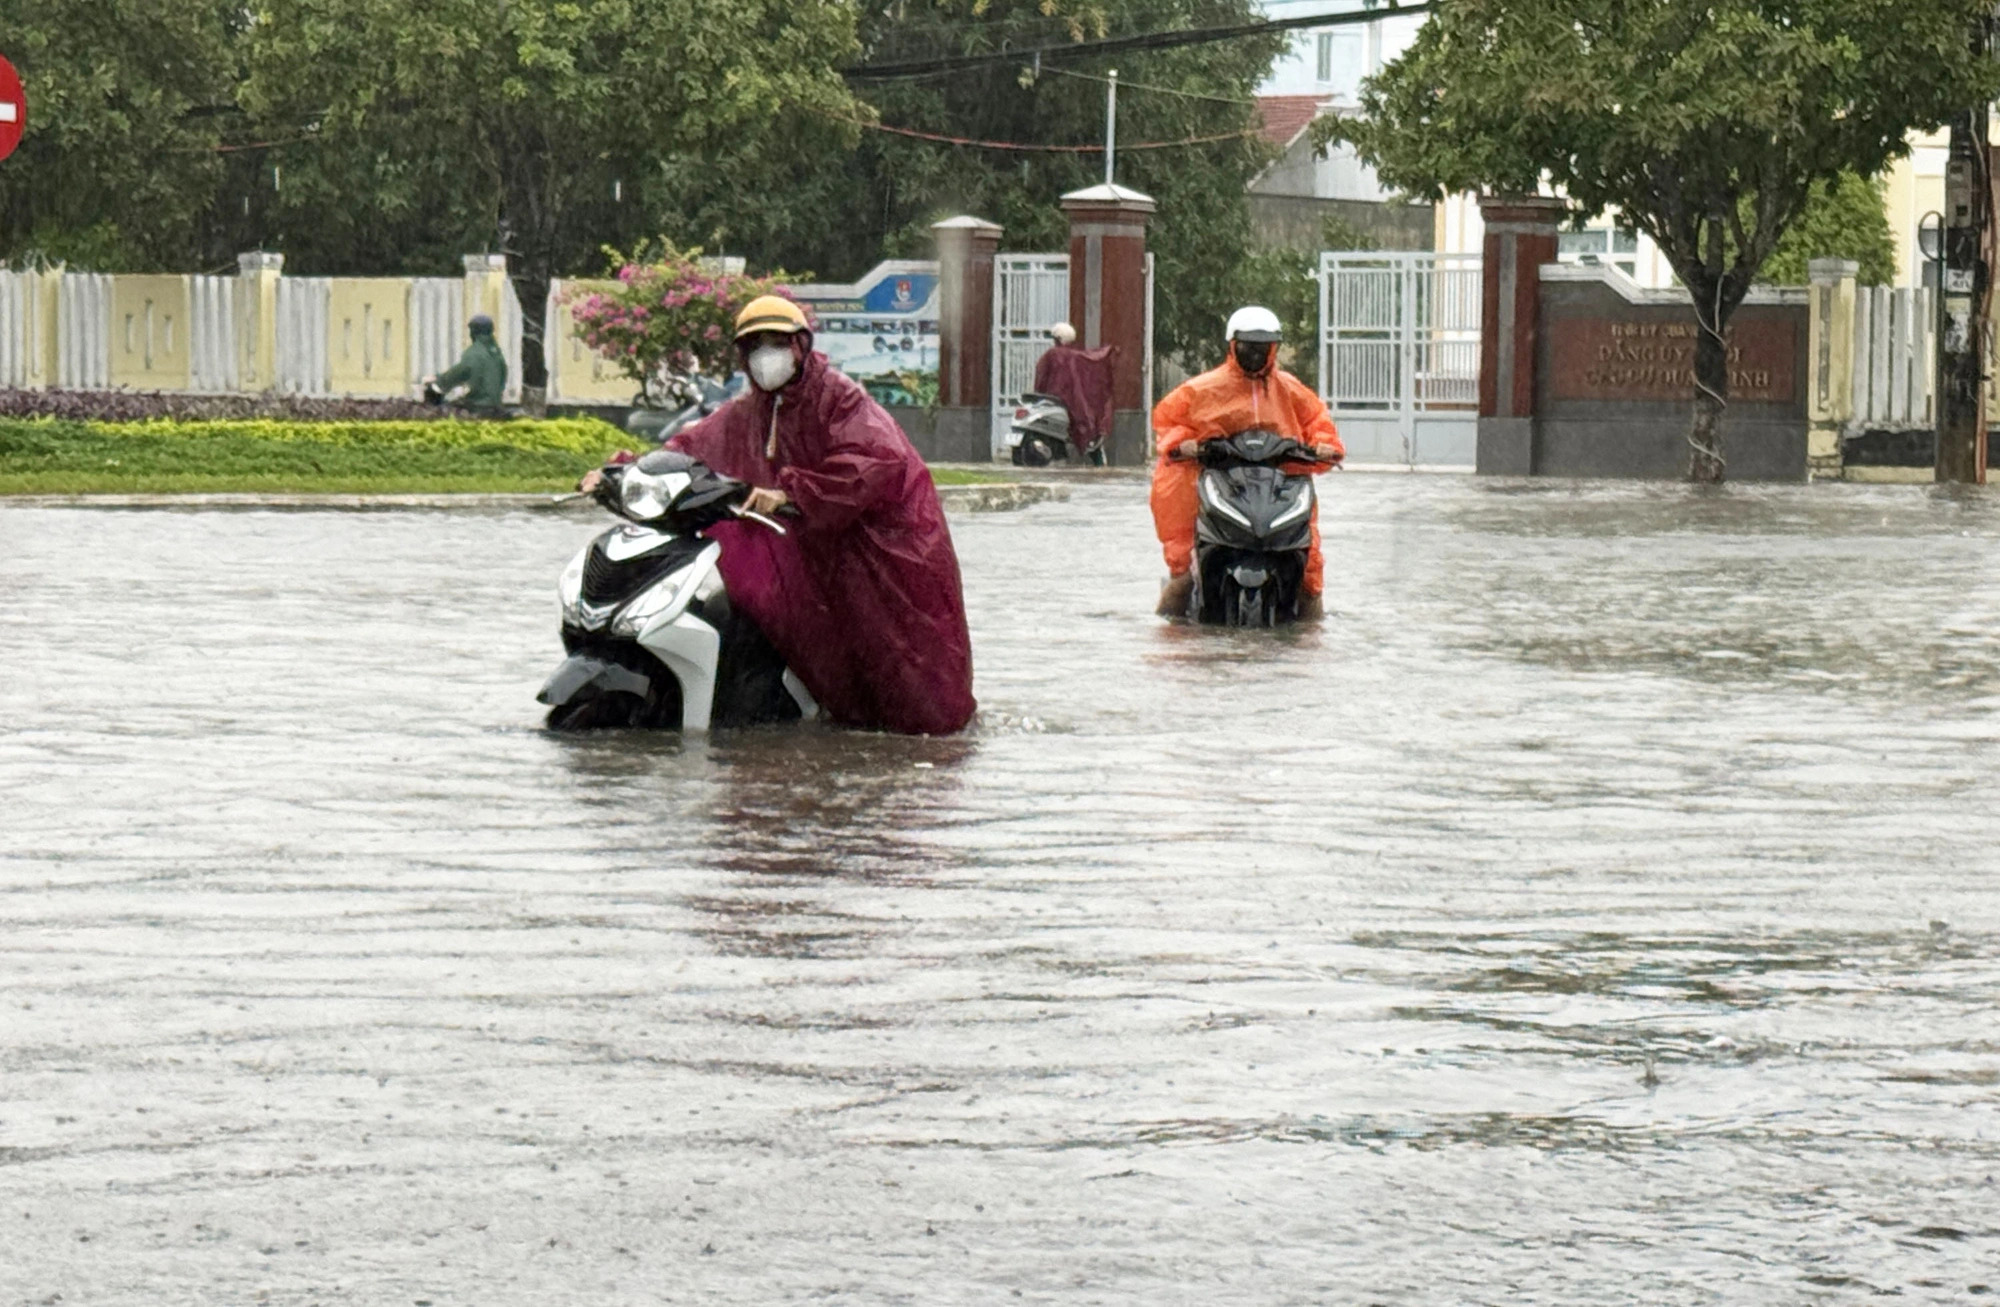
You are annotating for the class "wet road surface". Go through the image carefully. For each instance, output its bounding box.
[2,477,1997,1304]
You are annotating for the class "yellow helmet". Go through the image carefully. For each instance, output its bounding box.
[733,295,809,340]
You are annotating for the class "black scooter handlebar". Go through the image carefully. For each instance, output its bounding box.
[1168,437,1339,468]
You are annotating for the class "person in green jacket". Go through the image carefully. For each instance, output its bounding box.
[425,313,508,412]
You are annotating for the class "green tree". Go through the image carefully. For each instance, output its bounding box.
[1323,0,2000,481]
[236,0,862,380]
[1758,171,1896,288]
[651,0,1287,370]
[0,0,240,269]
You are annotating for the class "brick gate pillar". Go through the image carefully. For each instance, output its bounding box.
[1476,195,1567,475]
[1061,183,1156,466]
[931,215,1004,462]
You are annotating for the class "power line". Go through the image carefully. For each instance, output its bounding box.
[845,2,1432,81]
[819,111,1259,153]
[1041,65,1257,108]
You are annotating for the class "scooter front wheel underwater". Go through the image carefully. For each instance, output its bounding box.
[1236,584,1268,628]
[545,692,649,731]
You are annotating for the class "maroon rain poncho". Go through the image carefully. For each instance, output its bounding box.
[666,347,976,735]
[1032,342,1117,456]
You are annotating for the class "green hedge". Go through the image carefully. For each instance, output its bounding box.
[0,417,645,494]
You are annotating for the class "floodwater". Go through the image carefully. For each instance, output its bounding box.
[1,476,1997,1305]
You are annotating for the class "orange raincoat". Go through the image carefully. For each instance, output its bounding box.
[1149,355,1341,595]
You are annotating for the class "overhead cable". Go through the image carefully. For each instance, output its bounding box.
[845,2,1433,80]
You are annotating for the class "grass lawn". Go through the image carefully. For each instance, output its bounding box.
[0,418,1011,495]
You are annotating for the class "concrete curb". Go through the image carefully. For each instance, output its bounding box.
[1,482,1072,513]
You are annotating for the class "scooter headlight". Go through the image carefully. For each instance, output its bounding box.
[611,566,696,636]
[1270,490,1313,530]
[558,546,588,625]
[1198,471,1253,528]
[619,468,680,521]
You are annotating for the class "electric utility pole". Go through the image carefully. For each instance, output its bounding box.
[1936,14,1997,484]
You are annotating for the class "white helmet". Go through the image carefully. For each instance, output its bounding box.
[1225,305,1282,343]
[1049,322,1077,344]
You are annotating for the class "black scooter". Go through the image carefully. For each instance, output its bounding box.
[1176,430,1329,627]
[539,450,817,732]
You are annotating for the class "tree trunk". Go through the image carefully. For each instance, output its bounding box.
[1685,214,1733,484]
[1689,314,1728,483]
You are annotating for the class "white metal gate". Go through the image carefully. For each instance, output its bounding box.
[991,253,1069,454]
[1319,252,1482,467]
[990,252,1156,457]
[1851,285,1935,429]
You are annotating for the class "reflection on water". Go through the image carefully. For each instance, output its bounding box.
[1,479,1997,1304]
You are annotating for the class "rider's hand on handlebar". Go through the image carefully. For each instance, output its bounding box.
[1176,439,1200,461]
[743,486,791,517]
[578,468,604,494]
[1310,443,1342,465]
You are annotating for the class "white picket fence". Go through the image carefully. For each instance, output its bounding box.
[57,273,112,390]
[275,277,332,395]
[0,271,40,387]
[408,277,463,392]
[189,274,238,392]
[0,261,525,401]
[1850,286,1935,430]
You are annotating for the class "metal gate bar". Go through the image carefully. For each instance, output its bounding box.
[991,253,1070,456]
[1319,251,1482,467]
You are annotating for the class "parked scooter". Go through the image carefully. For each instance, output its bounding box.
[538,449,818,731]
[625,373,737,445]
[1172,430,1328,627]
[1005,394,1105,467]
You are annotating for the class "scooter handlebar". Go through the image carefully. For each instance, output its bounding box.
[1170,437,1338,468]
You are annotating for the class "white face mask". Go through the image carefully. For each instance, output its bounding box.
[747,343,797,392]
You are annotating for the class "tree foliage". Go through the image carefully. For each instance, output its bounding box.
[1323,0,2000,479]
[0,0,1288,378]
[1758,171,1895,287]
[556,0,1288,367]
[234,0,861,378]
[0,0,240,269]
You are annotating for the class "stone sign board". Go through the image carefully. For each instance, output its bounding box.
[1549,317,1797,405]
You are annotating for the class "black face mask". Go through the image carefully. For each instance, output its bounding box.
[1233,340,1275,375]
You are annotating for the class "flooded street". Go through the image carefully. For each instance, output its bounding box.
[2,476,1998,1304]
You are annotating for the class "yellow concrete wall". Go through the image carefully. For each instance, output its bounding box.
[326,278,413,397]
[549,279,640,404]
[1883,129,1948,288]
[108,275,192,390]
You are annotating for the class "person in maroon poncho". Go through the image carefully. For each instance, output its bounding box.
[1032,322,1116,462]
[595,295,976,735]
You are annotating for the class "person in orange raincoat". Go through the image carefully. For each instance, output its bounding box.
[1149,305,1343,620]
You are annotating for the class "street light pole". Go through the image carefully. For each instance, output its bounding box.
[1104,69,1119,187]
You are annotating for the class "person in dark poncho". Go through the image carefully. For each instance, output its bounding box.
[659,295,977,735]
[1031,322,1117,463]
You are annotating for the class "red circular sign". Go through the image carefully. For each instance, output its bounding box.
[0,56,24,163]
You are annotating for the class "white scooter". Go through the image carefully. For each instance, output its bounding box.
[539,450,818,732]
[1004,393,1106,467]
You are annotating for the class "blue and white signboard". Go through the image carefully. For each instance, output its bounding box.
[791,260,939,380]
